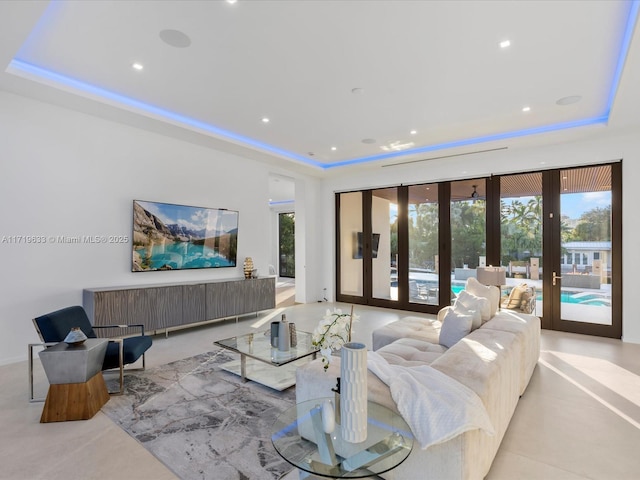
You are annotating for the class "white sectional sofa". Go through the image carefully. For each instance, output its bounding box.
[296,279,540,480]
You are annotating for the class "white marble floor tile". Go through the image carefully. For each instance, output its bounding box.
[2,303,640,479]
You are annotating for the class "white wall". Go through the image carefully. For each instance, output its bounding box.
[294,176,322,303]
[0,91,314,364]
[321,132,640,344]
[3,90,639,367]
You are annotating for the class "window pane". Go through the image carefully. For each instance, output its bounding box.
[339,192,363,297]
[500,172,543,316]
[408,184,439,305]
[560,165,612,325]
[451,179,486,298]
[372,188,398,301]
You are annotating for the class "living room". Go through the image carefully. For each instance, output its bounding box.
[1,1,640,479]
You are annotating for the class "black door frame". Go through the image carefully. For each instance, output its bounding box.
[335,162,622,339]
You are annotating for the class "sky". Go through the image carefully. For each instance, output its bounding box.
[388,191,611,223]
[137,201,238,233]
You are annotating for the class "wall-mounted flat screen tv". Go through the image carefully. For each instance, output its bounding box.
[132,200,238,272]
[353,232,380,259]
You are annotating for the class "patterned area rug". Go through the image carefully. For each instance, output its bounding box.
[102,350,296,480]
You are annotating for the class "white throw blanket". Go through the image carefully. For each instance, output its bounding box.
[367,351,495,449]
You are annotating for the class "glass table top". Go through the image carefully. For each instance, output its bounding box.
[214,329,318,366]
[272,398,413,478]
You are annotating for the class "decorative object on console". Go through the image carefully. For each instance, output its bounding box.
[340,342,368,443]
[243,256,254,279]
[63,326,87,345]
[311,306,358,371]
[132,200,238,272]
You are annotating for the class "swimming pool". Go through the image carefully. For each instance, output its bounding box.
[406,281,610,307]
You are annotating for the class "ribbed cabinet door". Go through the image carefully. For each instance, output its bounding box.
[152,286,183,329]
[182,284,206,325]
[93,290,130,338]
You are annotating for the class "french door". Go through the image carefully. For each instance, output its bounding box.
[543,164,621,337]
[335,162,621,338]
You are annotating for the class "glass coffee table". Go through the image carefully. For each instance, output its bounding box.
[272,398,413,478]
[214,330,318,391]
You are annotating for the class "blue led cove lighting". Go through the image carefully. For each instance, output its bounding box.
[9,0,639,170]
[9,59,326,170]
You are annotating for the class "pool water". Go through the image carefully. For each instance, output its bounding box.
[409,281,609,307]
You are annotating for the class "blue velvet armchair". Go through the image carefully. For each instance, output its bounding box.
[32,305,152,395]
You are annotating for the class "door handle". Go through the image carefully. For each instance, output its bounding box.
[552,272,563,286]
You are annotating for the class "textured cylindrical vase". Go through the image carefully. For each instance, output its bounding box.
[278,321,290,351]
[340,342,368,443]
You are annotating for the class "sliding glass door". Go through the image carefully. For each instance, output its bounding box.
[408,184,439,306]
[450,179,486,300]
[335,162,621,339]
[500,172,543,317]
[337,192,363,301]
[371,188,399,303]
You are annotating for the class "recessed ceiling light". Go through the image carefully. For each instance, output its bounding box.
[226,0,237,4]
[500,40,511,49]
[262,117,270,123]
[556,95,582,106]
[159,29,191,48]
[410,130,417,135]
[331,147,337,151]
[522,106,531,112]
[132,62,144,71]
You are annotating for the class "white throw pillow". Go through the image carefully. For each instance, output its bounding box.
[466,277,500,318]
[455,290,491,323]
[454,303,482,331]
[439,307,473,348]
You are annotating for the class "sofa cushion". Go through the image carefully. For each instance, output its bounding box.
[502,283,526,309]
[439,308,474,348]
[455,290,491,324]
[372,316,440,351]
[480,310,540,394]
[466,277,500,318]
[377,337,447,367]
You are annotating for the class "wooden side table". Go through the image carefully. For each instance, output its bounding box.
[38,338,110,423]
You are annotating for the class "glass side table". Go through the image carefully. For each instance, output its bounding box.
[272,398,413,479]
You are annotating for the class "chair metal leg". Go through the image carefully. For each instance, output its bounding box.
[28,342,56,403]
[103,338,125,396]
[103,340,146,396]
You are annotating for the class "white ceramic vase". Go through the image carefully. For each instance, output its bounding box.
[321,399,335,434]
[340,342,368,443]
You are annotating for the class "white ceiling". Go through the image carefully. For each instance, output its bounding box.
[1,1,640,195]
